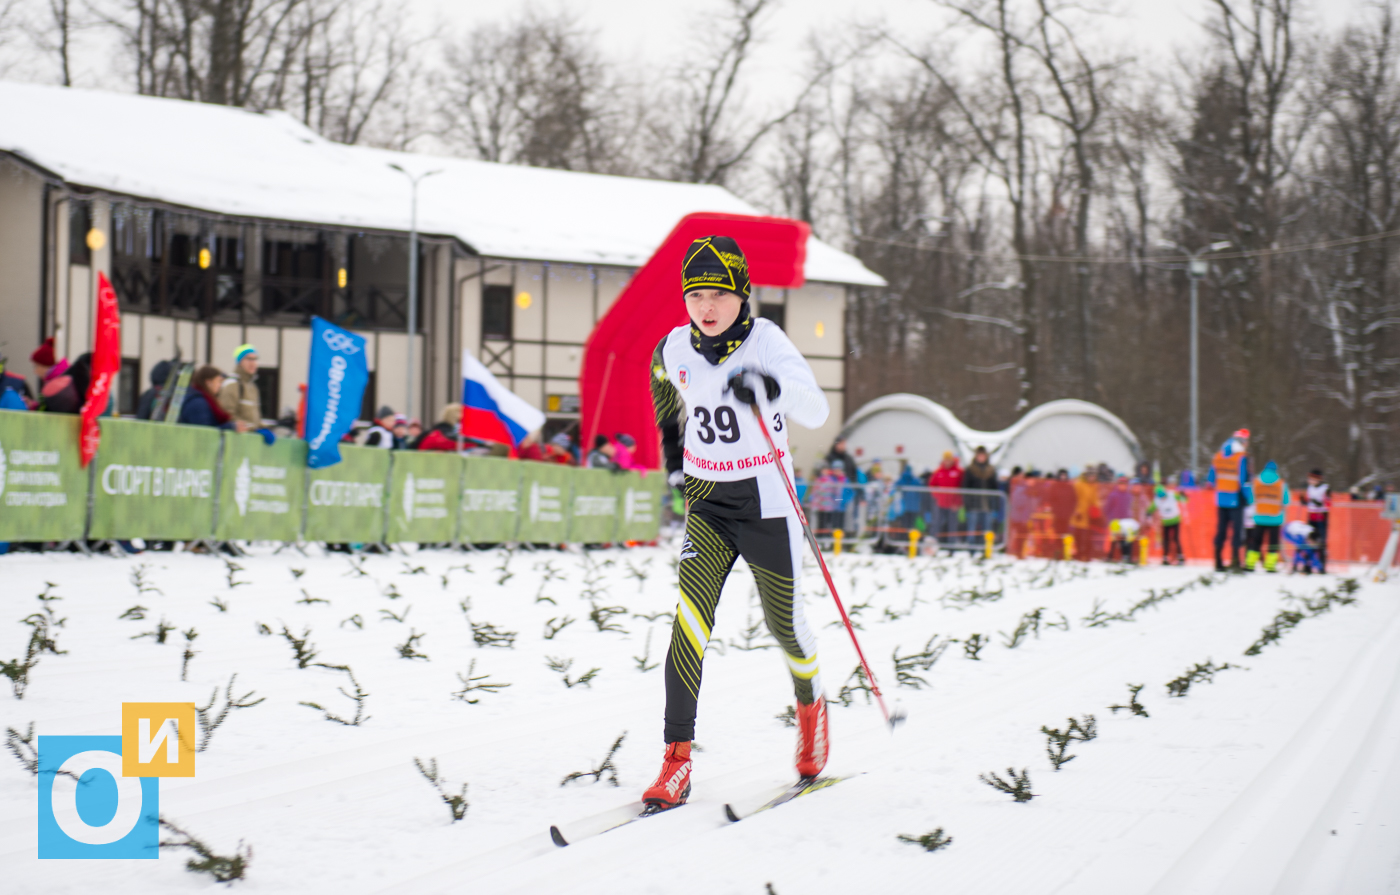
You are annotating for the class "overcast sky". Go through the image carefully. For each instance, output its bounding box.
[418,0,1369,104]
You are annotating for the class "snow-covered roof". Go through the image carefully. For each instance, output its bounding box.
[839,394,1142,473]
[0,82,885,287]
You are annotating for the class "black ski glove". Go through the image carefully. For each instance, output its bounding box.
[725,370,781,406]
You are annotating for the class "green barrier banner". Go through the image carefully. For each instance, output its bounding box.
[304,446,390,543]
[90,418,219,540]
[215,432,306,541]
[0,410,87,541]
[567,468,621,543]
[458,457,523,543]
[388,451,461,543]
[515,462,573,543]
[616,470,664,542]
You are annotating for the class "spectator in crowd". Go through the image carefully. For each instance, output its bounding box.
[895,462,922,532]
[826,438,858,480]
[1207,429,1252,572]
[364,406,397,448]
[415,405,466,452]
[1,352,34,408]
[217,345,262,428]
[1006,468,1036,556]
[612,433,648,471]
[136,359,174,419]
[31,338,82,413]
[391,414,410,449]
[1132,461,1153,485]
[1070,466,1103,560]
[929,451,964,547]
[517,431,544,461]
[1104,474,1133,524]
[587,434,618,470]
[545,431,576,464]
[406,419,423,445]
[178,366,243,430]
[962,445,998,545]
[1304,468,1331,573]
[811,464,846,532]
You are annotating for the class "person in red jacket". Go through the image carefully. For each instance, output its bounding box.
[929,451,964,549]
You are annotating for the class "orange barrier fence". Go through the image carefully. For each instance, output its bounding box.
[1005,480,1398,568]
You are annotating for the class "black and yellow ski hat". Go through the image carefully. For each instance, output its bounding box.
[682,235,751,300]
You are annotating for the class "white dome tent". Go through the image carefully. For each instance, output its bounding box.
[837,394,1142,474]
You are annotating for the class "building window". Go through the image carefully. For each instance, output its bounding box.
[482,284,513,341]
[69,201,92,266]
[263,238,325,321]
[760,301,786,331]
[337,235,421,331]
[118,358,140,416]
[255,367,280,422]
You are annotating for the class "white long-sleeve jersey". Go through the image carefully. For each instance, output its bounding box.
[653,318,828,518]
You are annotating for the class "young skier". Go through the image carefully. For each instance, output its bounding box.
[644,235,831,811]
[1304,469,1331,573]
[1149,480,1188,565]
[1248,461,1291,572]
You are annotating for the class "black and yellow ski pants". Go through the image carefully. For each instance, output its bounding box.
[663,477,822,743]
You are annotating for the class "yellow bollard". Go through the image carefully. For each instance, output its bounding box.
[984,529,995,559]
[1062,534,1074,561]
[1139,536,1150,566]
[908,529,921,559]
[833,529,844,556]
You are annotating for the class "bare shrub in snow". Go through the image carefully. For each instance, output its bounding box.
[197,674,265,751]
[396,629,429,660]
[278,625,319,667]
[160,816,251,882]
[452,659,511,704]
[413,757,469,821]
[1166,660,1239,697]
[1109,684,1149,718]
[561,732,625,787]
[897,828,953,851]
[300,665,370,725]
[980,767,1035,802]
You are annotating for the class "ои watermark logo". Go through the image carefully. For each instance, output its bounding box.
[38,702,194,859]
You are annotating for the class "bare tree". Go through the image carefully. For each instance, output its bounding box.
[435,9,622,171]
[1300,4,1400,484]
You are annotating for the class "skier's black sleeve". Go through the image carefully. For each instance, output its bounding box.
[650,337,683,476]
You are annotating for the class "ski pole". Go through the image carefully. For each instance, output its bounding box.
[748,404,904,730]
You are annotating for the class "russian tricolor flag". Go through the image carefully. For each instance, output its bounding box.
[461,350,546,447]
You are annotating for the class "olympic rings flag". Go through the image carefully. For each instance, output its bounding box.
[305,317,369,469]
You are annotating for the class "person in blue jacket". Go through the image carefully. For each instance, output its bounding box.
[1206,428,1253,571]
[1246,460,1290,572]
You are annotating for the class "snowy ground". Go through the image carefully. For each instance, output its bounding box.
[2,541,1398,894]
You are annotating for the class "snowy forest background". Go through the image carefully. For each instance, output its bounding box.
[1,0,1397,488]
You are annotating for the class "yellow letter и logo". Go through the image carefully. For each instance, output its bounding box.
[121,703,196,777]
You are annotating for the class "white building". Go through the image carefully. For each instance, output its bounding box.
[0,82,883,466]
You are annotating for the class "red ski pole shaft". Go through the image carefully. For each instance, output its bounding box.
[749,404,895,728]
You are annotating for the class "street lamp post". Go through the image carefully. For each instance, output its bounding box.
[388,163,442,423]
[1160,239,1231,478]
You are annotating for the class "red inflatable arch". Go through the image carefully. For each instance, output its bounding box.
[579,212,810,470]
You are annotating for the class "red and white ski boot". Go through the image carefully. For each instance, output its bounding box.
[642,741,692,810]
[795,696,830,779]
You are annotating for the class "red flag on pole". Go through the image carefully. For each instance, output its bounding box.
[80,272,122,468]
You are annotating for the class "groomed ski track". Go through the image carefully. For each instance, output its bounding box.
[0,546,1396,893]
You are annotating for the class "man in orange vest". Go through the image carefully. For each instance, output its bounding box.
[1206,429,1252,572]
[1248,460,1290,572]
